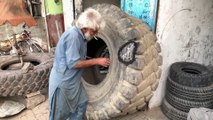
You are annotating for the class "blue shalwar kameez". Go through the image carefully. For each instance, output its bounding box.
[48,26,88,120]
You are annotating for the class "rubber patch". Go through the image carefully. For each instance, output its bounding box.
[118,40,138,65]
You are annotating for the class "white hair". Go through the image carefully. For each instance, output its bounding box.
[76,8,105,31]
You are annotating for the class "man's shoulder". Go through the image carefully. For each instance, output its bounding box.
[61,27,80,40]
[66,26,79,35]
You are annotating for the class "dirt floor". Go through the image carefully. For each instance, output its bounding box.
[0,97,168,120]
[112,107,168,120]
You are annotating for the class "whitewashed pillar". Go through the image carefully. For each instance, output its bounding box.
[62,0,74,30]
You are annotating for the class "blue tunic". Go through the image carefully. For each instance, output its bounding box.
[48,26,88,114]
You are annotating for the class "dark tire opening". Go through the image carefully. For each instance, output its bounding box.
[82,37,110,85]
[182,68,201,75]
[1,60,40,70]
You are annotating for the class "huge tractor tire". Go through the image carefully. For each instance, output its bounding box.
[0,53,53,96]
[82,4,162,119]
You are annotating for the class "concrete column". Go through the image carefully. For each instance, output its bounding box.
[62,0,74,30]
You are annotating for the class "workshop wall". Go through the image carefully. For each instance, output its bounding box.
[83,0,120,9]
[150,0,213,108]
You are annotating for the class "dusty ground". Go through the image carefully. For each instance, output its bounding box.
[112,107,168,120]
[0,97,168,120]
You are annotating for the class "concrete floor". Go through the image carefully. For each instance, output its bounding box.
[112,107,168,120]
[0,98,168,120]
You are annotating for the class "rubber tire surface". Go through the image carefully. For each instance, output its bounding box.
[83,4,162,120]
[0,53,53,96]
[170,62,213,87]
[165,91,213,113]
[161,99,187,120]
[167,77,213,102]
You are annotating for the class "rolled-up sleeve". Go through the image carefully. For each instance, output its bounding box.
[64,34,81,69]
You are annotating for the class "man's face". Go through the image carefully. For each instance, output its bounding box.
[85,28,98,41]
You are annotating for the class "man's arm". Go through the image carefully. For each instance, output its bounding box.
[74,58,110,68]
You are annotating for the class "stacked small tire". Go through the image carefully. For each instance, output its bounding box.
[161,62,213,120]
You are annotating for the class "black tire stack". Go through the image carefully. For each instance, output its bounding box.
[161,62,213,120]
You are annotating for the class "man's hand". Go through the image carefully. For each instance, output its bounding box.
[96,58,110,67]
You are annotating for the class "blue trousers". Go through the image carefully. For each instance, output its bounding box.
[49,88,87,120]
